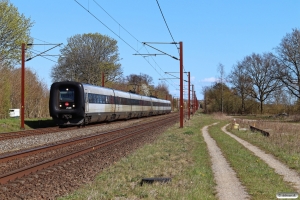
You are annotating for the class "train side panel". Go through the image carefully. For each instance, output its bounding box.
[83,84,115,123]
[113,90,132,119]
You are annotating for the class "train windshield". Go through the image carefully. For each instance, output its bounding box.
[59,87,75,102]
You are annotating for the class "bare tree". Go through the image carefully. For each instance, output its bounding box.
[217,63,225,113]
[244,53,282,114]
[228,61,252,114]
[275,28,300,100]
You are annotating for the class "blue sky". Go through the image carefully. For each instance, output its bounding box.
[10,0,300,99]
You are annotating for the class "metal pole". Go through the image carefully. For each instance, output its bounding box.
[196,95,198,111]
[180,42,183,128]
[193,91,196,114]
[192,85,194,115]
[188,72,190,120]
[21,43,25,129]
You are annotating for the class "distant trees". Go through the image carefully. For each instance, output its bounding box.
[0,64,49,118]
[155,82,170,99]
[203,82,241,114]
[124,73,170,98]
[0,0,33,65]
[126,73,153,85]
[51,33,122,85]
[207,53,281,114]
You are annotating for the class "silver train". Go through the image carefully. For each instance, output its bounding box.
[49,81,171,126]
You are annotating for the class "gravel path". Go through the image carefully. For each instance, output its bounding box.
[202,124,249,200]
[222,124,300,193]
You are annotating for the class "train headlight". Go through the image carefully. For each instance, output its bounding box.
[59,104,62,107]
[73,104,75,107]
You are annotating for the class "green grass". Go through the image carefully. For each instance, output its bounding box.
[209,123,296,200]
[59,113,218,200]
[0,118,55,133]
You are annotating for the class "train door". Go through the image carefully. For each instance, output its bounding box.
[85,92,89,112]
[110,90,116,114]
[116,97,120,112]
[114,90,120,113]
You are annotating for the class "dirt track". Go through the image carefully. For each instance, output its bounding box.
[202,123,300,200]
[202,124,249,200]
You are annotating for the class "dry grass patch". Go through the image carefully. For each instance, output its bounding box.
[230,119,300,174]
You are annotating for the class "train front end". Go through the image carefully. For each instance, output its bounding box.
[49,81,85,126]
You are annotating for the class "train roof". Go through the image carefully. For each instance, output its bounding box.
[52,81,171,102]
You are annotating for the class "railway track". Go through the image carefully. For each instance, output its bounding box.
[0,114,178,185]
[0,113,178,141]
[0,126,76,141]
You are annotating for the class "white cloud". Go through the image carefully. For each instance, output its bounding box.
[190,76,195,82]
[200,77,218,83]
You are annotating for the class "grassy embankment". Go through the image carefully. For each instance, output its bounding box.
[0,118,55,133]
[59,113,218,200]
[209,122,296,200]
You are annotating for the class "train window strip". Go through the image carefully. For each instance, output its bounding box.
[88,93,170,106]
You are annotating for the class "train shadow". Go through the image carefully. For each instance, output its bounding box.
[25,119,57,129]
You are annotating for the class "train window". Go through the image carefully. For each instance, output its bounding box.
[100,95,105,104]
[59,88,75,102]
[87,93,107,104]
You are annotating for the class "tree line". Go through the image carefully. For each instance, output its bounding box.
[203,28,300,115]
[0,0,48,119]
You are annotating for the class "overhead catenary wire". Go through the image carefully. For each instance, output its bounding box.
[93,0,179,87]
[74,0,179,90]
[155,0,179,54]
[74,0,137,53]
[92,0,141,44]
[24,37,63,63]
[155,0,187,74]
[28,50,58,63]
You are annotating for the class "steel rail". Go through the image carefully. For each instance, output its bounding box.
[0,116,178,184]
[0,116,175,163]
[0,113,178,141]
